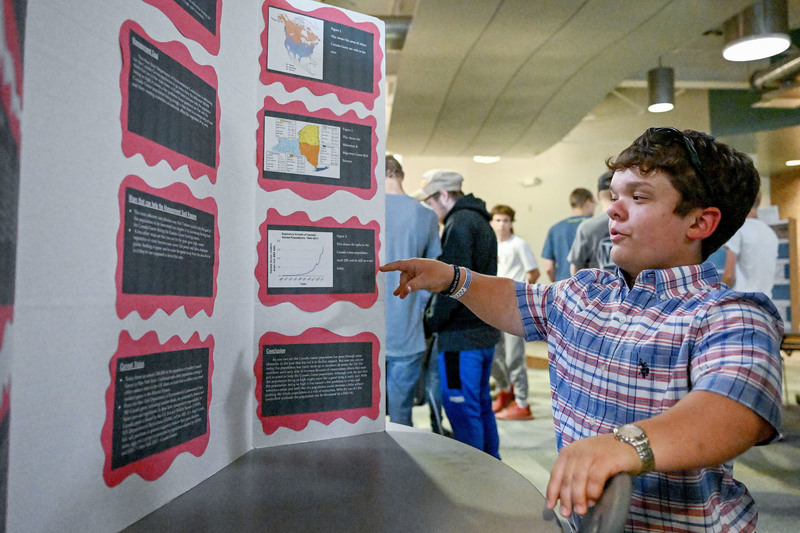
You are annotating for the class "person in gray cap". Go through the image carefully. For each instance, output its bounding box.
[568,171,616,274]
[411,169,501,458]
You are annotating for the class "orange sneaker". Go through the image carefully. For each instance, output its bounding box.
[492,390,514,413]
[496,403,534,420]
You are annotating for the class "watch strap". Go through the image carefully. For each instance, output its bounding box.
[613,424,655,474]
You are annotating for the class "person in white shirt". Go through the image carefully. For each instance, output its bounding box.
[722,192,779,295]
[489,204,539,420]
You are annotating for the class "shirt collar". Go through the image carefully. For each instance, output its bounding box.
[633,262,719,299]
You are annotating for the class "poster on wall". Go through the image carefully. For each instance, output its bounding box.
[115,175,219,319]
[102,331,214,487]
[0,71,19,351]
[0,0,25,525]
[0,0,23,352]
[255,208,379,312]
[255,96,377,200]
[119,20,220,182]
[259,0,383,108]
[254,328,379,435]
[144,0,223,55]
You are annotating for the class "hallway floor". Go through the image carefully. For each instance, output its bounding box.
[411,345,800,533]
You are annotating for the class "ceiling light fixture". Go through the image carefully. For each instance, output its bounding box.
[473,155,501,164]
[723,0,790,62]
[647,65,674,113]
[785,159,800,166]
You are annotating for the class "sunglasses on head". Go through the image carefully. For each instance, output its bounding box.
[646,127,715,203]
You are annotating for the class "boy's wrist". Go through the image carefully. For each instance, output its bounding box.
[613,424,654,474]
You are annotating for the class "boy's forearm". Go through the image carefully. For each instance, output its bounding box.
[547,389,774,517]
[639,390,773,472]
[457,271,525,337]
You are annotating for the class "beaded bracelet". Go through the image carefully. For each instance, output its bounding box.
[451,267,472,300]
[439,264,460,296]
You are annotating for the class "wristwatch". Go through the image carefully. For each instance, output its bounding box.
[613,423,655,474]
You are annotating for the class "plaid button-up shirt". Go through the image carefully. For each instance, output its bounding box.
[516,262,783,533]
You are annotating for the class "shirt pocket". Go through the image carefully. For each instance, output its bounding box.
[614,341,685,415]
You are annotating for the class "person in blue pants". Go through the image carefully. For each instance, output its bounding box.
[411,168,500,458]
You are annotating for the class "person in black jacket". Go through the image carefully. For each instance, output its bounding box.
[411,169,501,457]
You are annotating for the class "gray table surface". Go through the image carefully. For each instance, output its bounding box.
[126,424,563,532]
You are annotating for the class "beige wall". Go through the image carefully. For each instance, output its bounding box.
[392,88,718,265]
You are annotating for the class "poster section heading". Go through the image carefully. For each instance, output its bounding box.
[120,21,220,181]
[111,347,209,470]
[123,187,215,298]
[143,0,222,54]
[116,176,219,320]
[260,0,383,108]
[262,108,371,191]
[254,329,380,434]
[102,332,214,487]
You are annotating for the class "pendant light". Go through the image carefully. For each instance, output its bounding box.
[723,0,790,62]
[647,64,674,113]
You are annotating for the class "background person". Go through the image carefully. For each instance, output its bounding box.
[412,169,501,458]
[722,191,779,294]
[541,188,594,282]
[489,204,538,420]
[567,171,615,274]
[383,155,442,426]
[383,128,782,532]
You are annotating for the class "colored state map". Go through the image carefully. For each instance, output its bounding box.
[298,125,320,168]
[267,8,323,80]
[264,116,341,179]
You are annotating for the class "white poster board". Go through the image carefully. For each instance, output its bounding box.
[7,1,385,530]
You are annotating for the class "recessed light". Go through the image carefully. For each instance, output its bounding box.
[473,156,501,164]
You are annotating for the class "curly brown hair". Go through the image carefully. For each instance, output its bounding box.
[607,128,759,260]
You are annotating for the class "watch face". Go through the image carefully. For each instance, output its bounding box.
[616,424,643,439]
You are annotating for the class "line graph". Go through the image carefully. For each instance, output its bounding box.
[267,229,334,288]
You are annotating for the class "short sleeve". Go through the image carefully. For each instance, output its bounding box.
[723,226,743,256]
[521,240,538,271]
[690,293,783,436]
[567,221,590,265]
[541,229,555,260]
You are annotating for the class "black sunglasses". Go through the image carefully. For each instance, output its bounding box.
[647,127,715,202]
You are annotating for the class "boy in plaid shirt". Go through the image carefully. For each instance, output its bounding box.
[381,128,782,532]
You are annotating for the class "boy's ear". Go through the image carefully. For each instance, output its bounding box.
[687,207,721,241]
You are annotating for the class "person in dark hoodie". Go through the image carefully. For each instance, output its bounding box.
[411,169,501,457]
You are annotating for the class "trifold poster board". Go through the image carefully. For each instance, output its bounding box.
[1,1,386,531]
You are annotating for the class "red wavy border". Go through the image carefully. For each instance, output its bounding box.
[143,0,222,56]
[115,175,219,319]
[255,96,377,200]
[101,330,214,487]
[0,305,11,352]
[255,208,380,311]
[258,0,383,109]
[0,384,9,422]
[0,28,20,146]
[119,20,220,183]
[254,328,380,435]
[2,0,23,103]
